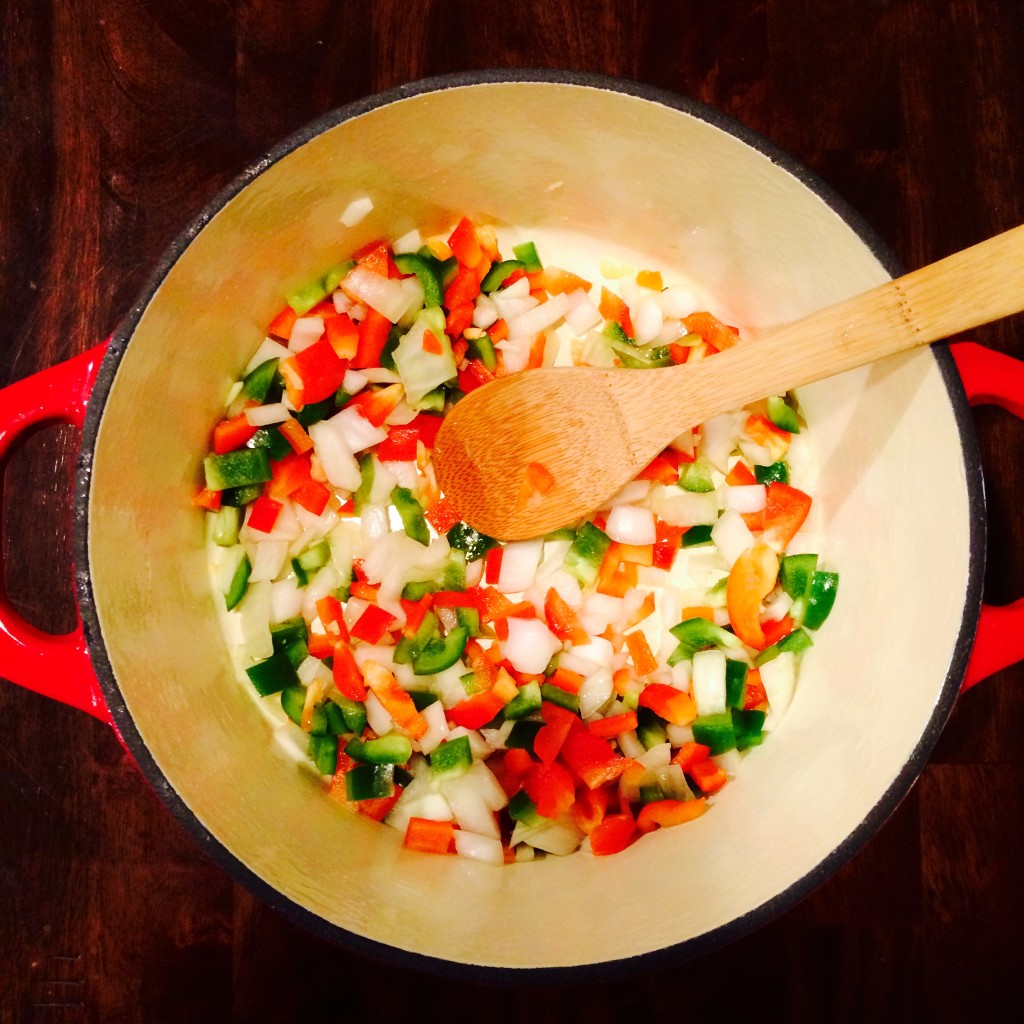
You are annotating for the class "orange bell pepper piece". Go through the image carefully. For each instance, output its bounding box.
[726,541,779,649]
[636,797,708,833]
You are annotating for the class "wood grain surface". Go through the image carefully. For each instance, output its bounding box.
[1,1,1022,1021]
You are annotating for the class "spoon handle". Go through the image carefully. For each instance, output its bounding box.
[625,223,1024,442]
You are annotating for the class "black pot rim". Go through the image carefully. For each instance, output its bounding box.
[72,67,985,984]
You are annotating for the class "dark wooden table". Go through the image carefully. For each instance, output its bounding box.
[2,2,1022,1021]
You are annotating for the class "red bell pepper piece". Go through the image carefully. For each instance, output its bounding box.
[637,453,681,484]
[342,383,404,428]
[743,671,768,711]
[725,460,757,486]
[292,479,331,516]
[282,337,349,405]
[761,615,797,647]
[352,308,393,368]
[589,813,637,856]
[683,311,739,351]
[586,710,639,739]
[543,588,588,645]
[559,728,631,790]
[598,287,634,338]
[762,482,812,551]
[447,216,483,268]
[571,783,610,835]
[424,497,462,534]
[689,758,728,795]
[349,604,396,644]
[533,702,578,764]
[447,689,506,730]
[484,546,503,585]
[324,313,359,358]
[400,594,433,637]
[331,644,367,701]
[268,451,312,499]
[523,761,576,820]
[653,519,685,570]
[671,740,712,773]
[213,412,258,454]
[267,306,298,340]
[246,495,283,533]
[404,817,455,855]
[637,682,697,727]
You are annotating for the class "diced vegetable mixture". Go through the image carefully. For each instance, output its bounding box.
[197,215,839,864]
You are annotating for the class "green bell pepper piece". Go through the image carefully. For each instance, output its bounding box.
[512,241,542,273]
[245,651,299,696]
[802,571,839,630]
[429,735,473,776]
[755,461,789,484]
[345,762,395,800]
[241,358,280,403]
[412,626,469,676]
[204,448,271,492]
[392,252,443,307]
[691,712,737,755]
[564,521,612,587]
[392,486,430,545]
[344,732,413,765]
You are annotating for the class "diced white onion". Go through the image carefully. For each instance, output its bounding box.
[416,699,450,755]
[269,577,304,623]
[724,484,767,514]
[244,338,292,375]
[577,595,625,640]
[342,265,409,323]
[308,419,361,492]
[578,668,614,718]
[247,540,289,583]
[472,293,499,329]
[340,196,373,226]
[701,412,742,473]
[244,402,290,426]
[391,228,422,254]
[760,651,796,729]
[507,292,570,339]
[454,831,504,865]
[502,618,561,675]
[288,316,325,353]
[605,505,656,545]
[566,634,615,670]
[495,538,544,593]
[342,369,369,394]
[711,508,757,568]
[331,406,389,453]
[563,288,603,335]
[692,648,727,716]
[650,487,719,527]
[632,296,664,345]
[364,691,395,736]
[359,503,390,545]
[657,284,699,318]
[762,590,793,622]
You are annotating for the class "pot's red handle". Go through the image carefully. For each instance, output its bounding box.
[951,341,1024,690]
[0,342,112,722]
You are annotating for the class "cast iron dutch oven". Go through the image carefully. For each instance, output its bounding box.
[2,71,1023,980]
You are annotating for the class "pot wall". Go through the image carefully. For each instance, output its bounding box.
[79,77,976,972]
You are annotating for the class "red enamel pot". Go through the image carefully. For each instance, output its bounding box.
[1,71,1022,980]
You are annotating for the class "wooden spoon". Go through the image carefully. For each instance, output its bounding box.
[433,225,1024,540]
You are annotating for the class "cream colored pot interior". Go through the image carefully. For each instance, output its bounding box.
[85,80,972,971]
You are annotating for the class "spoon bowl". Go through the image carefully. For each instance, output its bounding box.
[434,224,1024,539]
